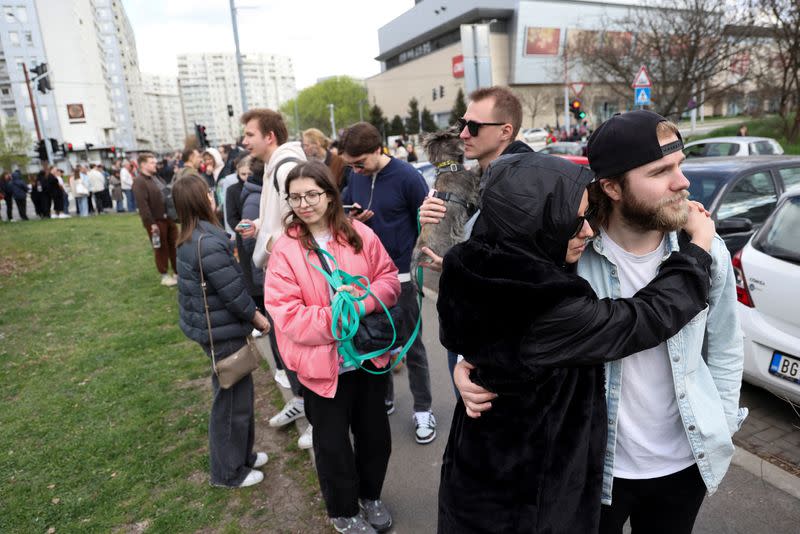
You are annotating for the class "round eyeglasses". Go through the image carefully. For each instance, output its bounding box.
[287,190,325,208]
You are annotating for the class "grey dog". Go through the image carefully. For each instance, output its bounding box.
[410,127,480,293]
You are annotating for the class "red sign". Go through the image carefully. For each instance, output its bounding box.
[632,65,652,87]
[452,55,464,78]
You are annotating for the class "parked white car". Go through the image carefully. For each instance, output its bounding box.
[522,128,548,143]
[733,187,800,404]
[684,136,784,158]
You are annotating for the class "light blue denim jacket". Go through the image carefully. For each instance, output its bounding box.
[577,232,747,505]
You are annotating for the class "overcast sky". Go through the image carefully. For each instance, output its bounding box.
[125,0,415,89]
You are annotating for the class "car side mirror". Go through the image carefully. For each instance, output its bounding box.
[716,217,753,234]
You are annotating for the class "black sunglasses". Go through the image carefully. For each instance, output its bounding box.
[457,118,506,137]
[570,208,597,239]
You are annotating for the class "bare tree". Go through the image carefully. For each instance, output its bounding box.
[567,0,753,120]
[515,88,553,127]
[749,0,800,141]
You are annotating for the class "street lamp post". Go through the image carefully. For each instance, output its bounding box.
[328,103,336,139]
[229,0,248,113]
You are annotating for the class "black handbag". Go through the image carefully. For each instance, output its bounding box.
[313,248,408,352]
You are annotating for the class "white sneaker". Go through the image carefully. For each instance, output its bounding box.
[237,469,264,488]
[253,451,268,468]
[160,274,177,287]
[298,425,313,449]
[268,397,305,427]
[413,411,437,444]
[274,369,290,389]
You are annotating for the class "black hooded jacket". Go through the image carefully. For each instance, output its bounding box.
[436,152,712,533]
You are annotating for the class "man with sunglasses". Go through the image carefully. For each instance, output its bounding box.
[418,86,532,392]
[339,122,437,445]
[453,110,745,534]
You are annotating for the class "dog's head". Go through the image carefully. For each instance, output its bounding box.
[422,126,464,164]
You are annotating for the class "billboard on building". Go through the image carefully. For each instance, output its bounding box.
[525,27,561,56]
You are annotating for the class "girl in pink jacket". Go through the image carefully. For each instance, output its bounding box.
[265,161,400,533]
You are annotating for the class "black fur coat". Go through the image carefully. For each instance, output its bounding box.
[436,153,712,533]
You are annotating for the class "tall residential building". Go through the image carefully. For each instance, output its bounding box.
[94,0,151,151]
[0,1,61,148]
[177,52,296,146]
[143,74,184,153]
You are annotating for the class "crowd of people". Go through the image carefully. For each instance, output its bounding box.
[164,88,746,534]
[3,86,747,534]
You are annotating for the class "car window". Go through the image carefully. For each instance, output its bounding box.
[753,196,800,262]
[717,171,777,225]
[684,144,706,158]
[749,141,778,155]
[705,143,739,157]
[778,167,800,190]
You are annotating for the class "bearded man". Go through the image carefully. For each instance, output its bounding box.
[452,110,747,534]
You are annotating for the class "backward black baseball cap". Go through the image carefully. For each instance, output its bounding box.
[587,110,683,178]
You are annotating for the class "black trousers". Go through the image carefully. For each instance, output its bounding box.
[599,464,707,534]
[208,343,256,487]
[304,368,391,518]
[4,197,12,220]
[14,197,27,220]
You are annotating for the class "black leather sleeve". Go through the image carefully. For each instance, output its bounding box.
[518,246,712,368]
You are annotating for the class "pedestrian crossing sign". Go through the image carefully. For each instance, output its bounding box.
[635,87,651,106]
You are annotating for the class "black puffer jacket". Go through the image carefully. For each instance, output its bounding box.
[177,220,256,357]
[437,152,712,534]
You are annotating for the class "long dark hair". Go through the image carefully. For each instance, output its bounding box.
[174,175,219,245]
[283,161,363,253]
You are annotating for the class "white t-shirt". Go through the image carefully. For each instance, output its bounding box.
[602,230,695,479]
[313,232,356,376]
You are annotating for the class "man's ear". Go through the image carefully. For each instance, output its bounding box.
[501,123,514,142]
[599,178,622,202]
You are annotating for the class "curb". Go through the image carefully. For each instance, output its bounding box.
[731,446,800,499]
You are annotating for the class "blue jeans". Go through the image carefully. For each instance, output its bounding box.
[124,190,136,212]
[76,196,89,216]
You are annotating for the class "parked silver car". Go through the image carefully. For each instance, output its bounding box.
[684,136,783,158]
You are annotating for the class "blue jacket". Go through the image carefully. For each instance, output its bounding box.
[342,157,428,274]
[577,232,747,504]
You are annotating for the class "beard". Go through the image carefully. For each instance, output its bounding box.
[620,189,690,232]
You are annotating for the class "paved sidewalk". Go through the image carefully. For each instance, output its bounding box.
[259,294,800,533]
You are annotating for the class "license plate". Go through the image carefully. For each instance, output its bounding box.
[769,352,800,385]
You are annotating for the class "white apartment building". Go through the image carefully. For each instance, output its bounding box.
[143,74,184,154]
[178,52,297,146]
[0,1,62,152]
[95,0,152,151]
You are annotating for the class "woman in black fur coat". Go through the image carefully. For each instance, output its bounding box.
[436,153,714,533]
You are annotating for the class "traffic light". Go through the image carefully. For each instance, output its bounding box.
[61,142,73,153]
[570,99,586,120]
[439,85,444,98]
[35,140,46,160]
[432,88,437,101]
[109,146,116,156]
[195,124,208,148]
[31,63,51,94]
[50,138,58,154]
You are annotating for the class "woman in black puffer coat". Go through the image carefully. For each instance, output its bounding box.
[174,175,271,488]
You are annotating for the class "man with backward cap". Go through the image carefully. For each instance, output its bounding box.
[453,110,747,533]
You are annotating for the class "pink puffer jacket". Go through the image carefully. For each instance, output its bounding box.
[265,220,401,398]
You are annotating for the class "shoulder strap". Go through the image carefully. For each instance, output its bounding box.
[197,234,218,376]
[273,157,303,194]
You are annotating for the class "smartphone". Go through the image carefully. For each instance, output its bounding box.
[343,204,364,215]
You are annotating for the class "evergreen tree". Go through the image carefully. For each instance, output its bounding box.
[421,107,437,132]
[449,87,468,125]
[389,115,406,136]
[405,98,420,134]
[367,104,388,132]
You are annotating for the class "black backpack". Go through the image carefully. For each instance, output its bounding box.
[154,175,177,221]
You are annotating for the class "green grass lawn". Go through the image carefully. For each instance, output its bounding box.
[695,114,800,155]
[0,214,292,533]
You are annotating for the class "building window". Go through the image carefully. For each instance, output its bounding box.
[8,31,19,45]
[1,87,9,95]
[24,31,32,45]
[15,6,27,23]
